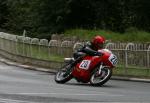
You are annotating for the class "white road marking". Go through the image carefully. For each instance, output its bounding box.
[0,98,37,103]
[6,92,123,97]
[0,98,147,103]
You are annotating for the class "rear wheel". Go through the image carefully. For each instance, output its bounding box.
[90,67,112,86]
[55,63,73,84]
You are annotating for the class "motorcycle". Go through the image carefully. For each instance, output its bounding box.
[55,48,117,86]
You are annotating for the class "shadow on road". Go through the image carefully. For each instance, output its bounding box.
[63,82,122,89]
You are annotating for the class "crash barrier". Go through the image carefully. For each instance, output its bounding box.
[0,32,74,59]
[105,42,150,68]
[0,32,150,76]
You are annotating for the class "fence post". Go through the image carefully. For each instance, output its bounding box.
[24,37,31,57]
[147,46,150,68]
[9,35,17,54]
[0,32,3,50]
[23,30,26,37]
[147,45,150,76]
[61,40,73,57]
[48,40,59,57]
[31,38,40,58]
[125,43,134,74]
[39,39,48,60]
[16,36,25,56]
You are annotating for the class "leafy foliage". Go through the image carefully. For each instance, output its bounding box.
[0,0,8,30]
[0,0,150,38]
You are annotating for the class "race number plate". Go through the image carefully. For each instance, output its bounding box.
[79,60,91,70]
[109,54,117,66]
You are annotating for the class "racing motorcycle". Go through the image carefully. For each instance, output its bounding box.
[55,49,117,86]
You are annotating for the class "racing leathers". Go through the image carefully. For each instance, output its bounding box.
[73,42,103,59]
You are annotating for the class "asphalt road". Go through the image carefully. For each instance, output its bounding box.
[0,62,150,103]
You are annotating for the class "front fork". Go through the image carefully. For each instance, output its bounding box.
[98,63,110,75]
[62,61,74,77]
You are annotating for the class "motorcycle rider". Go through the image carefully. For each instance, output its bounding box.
[73,35,106,59]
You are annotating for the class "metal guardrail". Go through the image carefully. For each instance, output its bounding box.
[0,32,150,76]
[105,42,150,68]
[0,32,74,61]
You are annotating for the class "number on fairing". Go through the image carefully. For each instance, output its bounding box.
[109,54,117,66]
[79,60,91,70]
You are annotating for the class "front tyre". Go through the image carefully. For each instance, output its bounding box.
[55,63,73,84]
[90,67,112,86]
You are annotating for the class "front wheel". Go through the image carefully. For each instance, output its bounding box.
[90,67,112,86]
[55,63,73,84]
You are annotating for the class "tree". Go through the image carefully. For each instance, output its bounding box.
[5,0,32,34]
[133,0,150,31]
[64,0,95,29]
[0,0,9,30]
[2,0,150,38]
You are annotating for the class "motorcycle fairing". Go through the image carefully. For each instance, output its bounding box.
[72,56,102,82]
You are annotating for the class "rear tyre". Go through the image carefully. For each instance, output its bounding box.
[90,67,112,86]
[55,63,73,84]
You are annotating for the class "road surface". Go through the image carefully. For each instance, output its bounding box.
[0,62,150,103]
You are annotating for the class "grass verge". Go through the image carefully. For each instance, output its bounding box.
[64,29,150,42]
[114,66,150,78]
